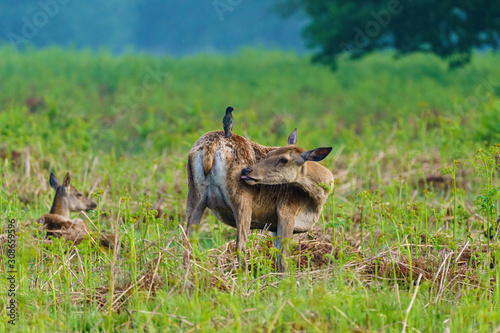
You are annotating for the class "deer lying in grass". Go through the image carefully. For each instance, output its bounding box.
[186,129,334,271]
[37,173,97,245]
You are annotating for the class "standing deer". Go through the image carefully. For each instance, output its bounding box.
[37,173,97,245]
[186,129,334,271]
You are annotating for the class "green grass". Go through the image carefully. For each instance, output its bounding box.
[0,46,499,332]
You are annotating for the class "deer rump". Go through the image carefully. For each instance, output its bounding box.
[187,131,321,233]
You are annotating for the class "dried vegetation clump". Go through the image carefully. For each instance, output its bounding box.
[199,227,497,297]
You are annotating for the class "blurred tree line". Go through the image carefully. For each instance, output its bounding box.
[0,0,305,53]
[278,0,500,69]
[3,0,498,69]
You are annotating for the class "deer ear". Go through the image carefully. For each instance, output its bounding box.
[49,173,59,190]
[63,172,71,189]
[301,147,332,162]
[287,128,297,145]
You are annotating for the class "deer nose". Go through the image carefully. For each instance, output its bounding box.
[242,168,252,175]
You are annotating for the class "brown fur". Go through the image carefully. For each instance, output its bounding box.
[186,130,334,272]
[38,214,89,245]
[37,214,114,247]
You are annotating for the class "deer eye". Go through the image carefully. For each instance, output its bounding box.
[280,158,288,164]
[76,193,83,197]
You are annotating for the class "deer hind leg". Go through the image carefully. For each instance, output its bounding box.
[186,154,207,238]
[231,193,252,270]
[184,186,206,266]
[185,188,206,237]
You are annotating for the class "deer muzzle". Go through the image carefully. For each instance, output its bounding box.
[241,168,259,185]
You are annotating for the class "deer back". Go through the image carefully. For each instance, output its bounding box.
[187,131,276,199]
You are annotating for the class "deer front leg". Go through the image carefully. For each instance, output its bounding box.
[271,231,278,249]
[276,217,294,272]
[232,193,252,270]
[276,202,299,272]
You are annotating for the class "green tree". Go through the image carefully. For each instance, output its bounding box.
[277,0,500,69]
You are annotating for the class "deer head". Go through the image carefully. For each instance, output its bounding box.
[49,173,97,217]
[240,129,332,186]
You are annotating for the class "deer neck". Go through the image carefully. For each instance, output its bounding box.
[293,162,332,204]
[49,192,70,218]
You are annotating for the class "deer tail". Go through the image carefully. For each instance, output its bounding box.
[201,142,217,176]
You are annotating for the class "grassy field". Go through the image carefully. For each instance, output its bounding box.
[0,46,500,332]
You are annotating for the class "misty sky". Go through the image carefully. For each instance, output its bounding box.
[1,1,307,54]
